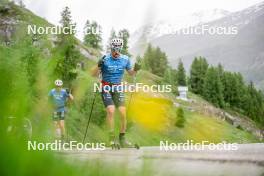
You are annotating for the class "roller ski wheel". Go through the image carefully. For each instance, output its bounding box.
[134,143,140,149]
[119,136,140,149]
[110,140,120,150]
[109,132,120,150]
[120,143,140,149]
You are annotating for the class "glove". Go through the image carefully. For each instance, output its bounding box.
[65,88,70,94]
[98,55,106,68]
[134,62,141,71]
[98,59,103,68]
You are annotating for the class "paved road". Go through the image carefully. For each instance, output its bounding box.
[57,143,264,176]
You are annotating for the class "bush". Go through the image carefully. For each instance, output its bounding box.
[175,107,185,128]
[80,89,106,126]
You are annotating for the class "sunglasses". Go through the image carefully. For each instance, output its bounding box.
[111,47,121,53]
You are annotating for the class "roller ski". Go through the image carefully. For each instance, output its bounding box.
[110,139,120,150]
[109,133,120,150]
[119,133,140,149]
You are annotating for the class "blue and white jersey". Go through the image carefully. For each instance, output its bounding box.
[100,54,132,84]
[48,88,69,112]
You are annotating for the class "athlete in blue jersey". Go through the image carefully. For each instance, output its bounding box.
[93,38,141,147]
[48,79,74,140]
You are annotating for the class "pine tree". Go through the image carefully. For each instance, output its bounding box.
[142,44,168,77]
[217,63,224,82]
[222,71,244,108]
[152,47,168,77]
[19,0,25,7]
[175,107,185,128]
[177,59,186,86]
[203,67,224,108]
[142,44,153,70]
[257,90,264,125]
[54,6,80,87]
[106,28,116,52]
[118,29,131,56]
[256,90,264,124]
[83,20,102,49]
[159,51,168,77]
[188,57,264,126]
[190,57,208,94]
[20,38,39,97]
[59,6,75,34]
[163,66,178,94]
[235,73,247,109]
[244,82,264,123]
[135,55,143,65]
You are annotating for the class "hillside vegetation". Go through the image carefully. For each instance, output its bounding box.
[0,3,262,176]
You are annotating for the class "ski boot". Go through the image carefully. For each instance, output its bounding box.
[119,133,140,149]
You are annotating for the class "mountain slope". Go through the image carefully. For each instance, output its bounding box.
[146,1,264,90]
[130,8,231,56]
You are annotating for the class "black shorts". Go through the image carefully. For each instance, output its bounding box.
[52,111,65,121]
[101,91,125,107]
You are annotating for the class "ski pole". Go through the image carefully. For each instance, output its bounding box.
[82,91,97,143]
[82,74,101,143]
[128,59,141,112]
[127,73,137,114]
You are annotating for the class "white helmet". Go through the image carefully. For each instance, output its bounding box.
[54,79,63,86]
[111,38,123,51]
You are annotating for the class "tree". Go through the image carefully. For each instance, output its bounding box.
[83,20,102,49]
[177,59,186,86]
[54,6,80,87]
[163,66,178,94]
[203,67,224,108]
[118,29,131,56]
[152,47,168,76]
[243,82,264,123]
[106,28,116,52]
[188,56,264,126]
[18,0,25,7]
[20,38,39,97]
[142,44,168,77]
[175,107,185,128]
[59,6,75,34]
[142,44,153,70]
[135,55,142,64]
[235,73,247,109]
[158,51,168,77]
[163,66,177,85]
[190,57,208,94]
[222,71,245,108]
